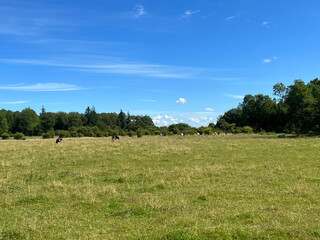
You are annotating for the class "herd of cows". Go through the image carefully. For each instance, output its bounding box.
[55,132,233,144]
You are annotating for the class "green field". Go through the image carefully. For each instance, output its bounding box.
[1,135,320,239]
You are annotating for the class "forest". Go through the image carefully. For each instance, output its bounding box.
[217,78,320,134]
[1,78,319,138]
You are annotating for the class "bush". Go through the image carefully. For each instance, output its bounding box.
[128,131,136,137]
[1,132,10,140]
[56,130,71,138]
[278,134,286,138]
[136,129,143,138]
[242,126,253,134]
[204,127,212,135]
[14,132,26,140]
[42,130,55,139]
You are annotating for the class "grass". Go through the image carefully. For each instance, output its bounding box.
[1,135,320,239]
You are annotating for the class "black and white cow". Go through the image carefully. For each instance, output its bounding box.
[56,137,63,144]
[112,135,120,142]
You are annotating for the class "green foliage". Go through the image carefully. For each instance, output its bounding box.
[241,126,253,134]
[42,130,55,139]
[14,132,25,140]
[1,132,10,139]
[17,108,39,136]
[136,128,144,137]
[203,127,212,135]
[0,115,9,135]
[128,131,136,137]
[56,130,71,138]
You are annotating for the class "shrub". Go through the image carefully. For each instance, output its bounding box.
[56,130,71,138]
[136,129,143,138]
[128,131,136,137]
[14,132,26,140]
[42,130,55,139]
[278,134,286,138]
[204,127,212,135]
[1,132,10,140]
[242,126,253,134]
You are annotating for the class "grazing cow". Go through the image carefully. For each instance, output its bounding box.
[181,133,184,136]
[56,137,63,144]
[112,135,120,142]
[196,132,200,136]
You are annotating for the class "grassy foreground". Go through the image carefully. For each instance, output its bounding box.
[1,135,320,239]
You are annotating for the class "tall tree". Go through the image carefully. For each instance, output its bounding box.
[116,110,127,129]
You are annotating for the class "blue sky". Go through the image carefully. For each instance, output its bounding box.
[1,0,320,126]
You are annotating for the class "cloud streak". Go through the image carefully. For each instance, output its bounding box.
[0,100,29,104]
[0,58,207,79]
[225,94,244,99]
[0,83,83,91]
[180,10,200,18]
[134,4,146,18]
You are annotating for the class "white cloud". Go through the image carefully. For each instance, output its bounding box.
[153,114,177,126]
[134,4,146,18]
[263,57,278,64]
[225,94,244,99]
[136,111,218,127]
[0,83,82,91]
[262,21,269,26]
[224,16,235,20]
[205,107,214,112]
[176,98,187,104]
[188,117,201,124]
[0,58,204,79]
[0,100,29,104]
[180,10,200,18]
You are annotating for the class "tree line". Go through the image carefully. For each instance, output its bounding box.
[3,78,316,138]
[217,78,320,134]
[0,105,255,139]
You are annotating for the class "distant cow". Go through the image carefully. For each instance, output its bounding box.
[181,133,184,136]
[56,137,62,144]
[112,135,120,142]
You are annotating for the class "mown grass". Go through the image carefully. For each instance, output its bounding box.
[1,135,320,239]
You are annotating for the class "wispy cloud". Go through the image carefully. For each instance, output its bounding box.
[224,16,235,21]
[262,21,271,27]
[262,56,278,64]
[0,5,69,36]
[0,100,29,104]
[180,10,200,18]
[224,11,246,21]
[176,98,187,104]
[225,94,244,99]
[205,107,214,112]
[0,58,207,79]
[0,83,83,91]
[134,4,146,18]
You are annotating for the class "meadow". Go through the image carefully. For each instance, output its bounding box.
[1,135,320,239]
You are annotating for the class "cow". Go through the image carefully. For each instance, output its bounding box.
[56,137,63,144]
[112,135,120,142]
